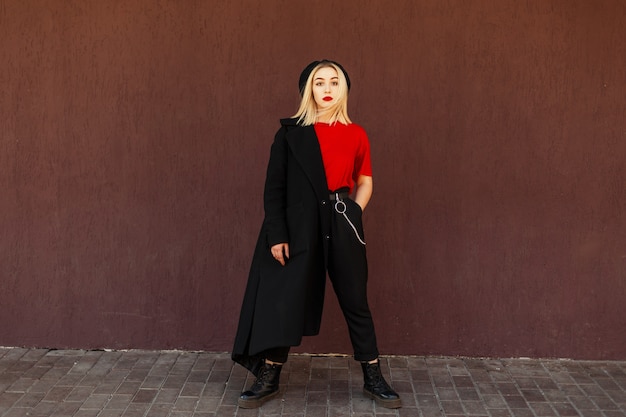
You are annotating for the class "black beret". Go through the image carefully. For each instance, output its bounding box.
[298,60,351,95]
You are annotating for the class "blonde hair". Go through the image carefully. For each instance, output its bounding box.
[293,62,351,126]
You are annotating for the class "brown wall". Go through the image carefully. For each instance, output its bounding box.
[1,1,624,359]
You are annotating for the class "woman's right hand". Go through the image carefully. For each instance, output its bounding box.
[271,243,290,266]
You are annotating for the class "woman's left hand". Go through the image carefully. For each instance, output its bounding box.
[354,175,373,211]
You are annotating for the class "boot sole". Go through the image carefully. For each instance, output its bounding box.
[363,389,402,409]
[237,389,280,409]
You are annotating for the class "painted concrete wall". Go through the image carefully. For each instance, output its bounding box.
[1,1,624,359]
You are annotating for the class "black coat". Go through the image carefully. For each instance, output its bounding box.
[232,118,334,375]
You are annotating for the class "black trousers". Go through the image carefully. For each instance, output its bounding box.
[265,194,379,363]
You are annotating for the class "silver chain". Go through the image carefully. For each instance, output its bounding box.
[334,193,366,245]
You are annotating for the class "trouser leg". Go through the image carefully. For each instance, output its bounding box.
[263,346,290,364]
[327,197,379,362]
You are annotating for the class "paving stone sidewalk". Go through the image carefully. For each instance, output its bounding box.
[0,348,625,417]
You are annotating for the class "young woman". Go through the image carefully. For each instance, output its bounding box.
[232,60,400,409]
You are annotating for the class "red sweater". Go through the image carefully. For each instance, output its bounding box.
[314,122,372,193]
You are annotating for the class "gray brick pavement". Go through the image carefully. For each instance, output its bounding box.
[0,347,625,416]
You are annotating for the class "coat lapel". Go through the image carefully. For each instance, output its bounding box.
[285,124,328,200]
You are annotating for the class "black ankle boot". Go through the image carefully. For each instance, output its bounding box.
[238,362,282,408]
[361,360,402,408]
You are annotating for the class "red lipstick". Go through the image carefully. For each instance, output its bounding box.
[323,96,333,101]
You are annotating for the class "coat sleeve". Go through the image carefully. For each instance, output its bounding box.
[263,126,289,247]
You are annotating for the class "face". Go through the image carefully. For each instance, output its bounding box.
[311,66,340,111]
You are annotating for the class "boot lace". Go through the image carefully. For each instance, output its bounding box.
[250,364,277,390]
[366,365,393,391]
